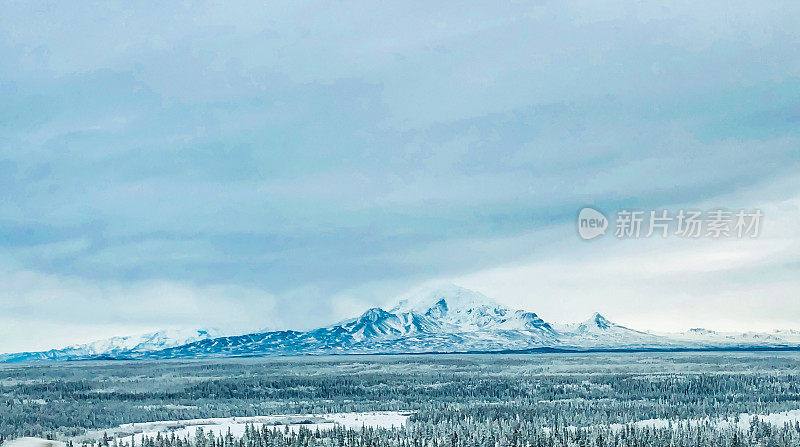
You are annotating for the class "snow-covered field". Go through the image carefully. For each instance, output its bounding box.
[73,408,800,445]
[540,409,800,433]
[1,438,65,447]
[73,411,412,444]
[621,409,800,431]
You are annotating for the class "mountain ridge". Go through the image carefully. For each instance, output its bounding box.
[3,285,799,362]
[0,328,222,362]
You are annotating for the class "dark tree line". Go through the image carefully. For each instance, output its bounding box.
[2,353,800,446]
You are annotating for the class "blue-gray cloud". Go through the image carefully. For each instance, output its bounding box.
[1,1,800,350]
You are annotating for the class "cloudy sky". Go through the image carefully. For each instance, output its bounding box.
[1,1,799,352]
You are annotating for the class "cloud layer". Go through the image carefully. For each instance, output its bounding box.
[1,1,800,351]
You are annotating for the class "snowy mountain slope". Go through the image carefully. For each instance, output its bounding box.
[554,312,681,350]
[664,327,800,348]
[3,285,800,362]
[0,328,222,362]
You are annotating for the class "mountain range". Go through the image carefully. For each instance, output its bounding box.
[3,285,799,362]
[0,328,222,362]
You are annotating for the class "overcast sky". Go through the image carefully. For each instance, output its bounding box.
[2,1,800,352]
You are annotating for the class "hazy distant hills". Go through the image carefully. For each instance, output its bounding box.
[0,329,221,362]
[3,285,800,362]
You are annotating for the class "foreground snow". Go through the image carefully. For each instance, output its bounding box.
[73,411,412,444]
[1,439,65,447]
[541,408,800,433]
[625,408,800,431]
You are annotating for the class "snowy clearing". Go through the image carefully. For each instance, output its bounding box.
[611,409,800,431]
[540,408,800,433]
[73,411,412,444]
[1,438,65,447]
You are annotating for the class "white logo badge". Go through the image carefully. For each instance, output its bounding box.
[577,207,608,240]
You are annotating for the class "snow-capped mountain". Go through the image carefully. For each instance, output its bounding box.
[389,284,555,333]
[3,285,799,362]
[131,285,799,359]
[0,328,222,362]
[136,285,560,359]
[554,312,679,350]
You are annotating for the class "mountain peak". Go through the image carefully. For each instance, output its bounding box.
[591,313,612,329]
[575,312,615,332]
[383,284,556,334]
[391,284,502,314]
[358,307,394,323]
